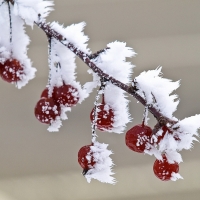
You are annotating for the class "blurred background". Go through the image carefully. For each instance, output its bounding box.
[1,0,200,199]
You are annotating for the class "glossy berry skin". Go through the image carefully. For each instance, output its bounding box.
[54,84,79,107]
[125,124,152,153]
[0,59,24,83]
[90,104,114,131]
[78,144,96,174]
[153,155,179,181]
[34,98,61,124]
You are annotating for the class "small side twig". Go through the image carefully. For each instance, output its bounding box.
[88,48,110,60]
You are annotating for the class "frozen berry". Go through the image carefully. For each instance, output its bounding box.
[0,59,24,83]
[54,84,79,106]
[90,103,114,131]
[78,144,96,175]
[153,154,179,181]
[34,98,61,124]
[125,124,152,153]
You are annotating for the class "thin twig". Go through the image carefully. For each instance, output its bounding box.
[88,48,110,60]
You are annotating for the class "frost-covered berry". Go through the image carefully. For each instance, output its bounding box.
[153,154,179,181]
[90,104,114,131]
[40,88,50,99]
[78,144,96,175]
[54,84,79,106]
[125,124,152,153]
[0,59,24,83]
[34,98,61,124]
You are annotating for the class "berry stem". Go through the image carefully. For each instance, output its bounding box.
[91,80,108,143]
[6,0,12,45]
[47,35,52,86]
[142,106,148,127]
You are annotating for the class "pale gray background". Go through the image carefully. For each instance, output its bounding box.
[0,0,200,199]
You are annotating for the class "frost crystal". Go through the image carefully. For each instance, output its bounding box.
[135,67,180,119]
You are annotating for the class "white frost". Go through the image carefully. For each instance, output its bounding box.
[135,67,180,119]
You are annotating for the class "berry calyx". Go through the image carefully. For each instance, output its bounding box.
[0,59,24,83]
[90,94,114,131]
[34,98,61,124]
[153,154,179,181]
[54,84,79,107]
[78,144,96,174]
[125,124,152,153]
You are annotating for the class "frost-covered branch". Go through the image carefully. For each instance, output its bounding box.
[36,21,176,128]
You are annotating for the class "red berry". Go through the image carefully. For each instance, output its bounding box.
[78,144,96,174]
[90,104,114,131]
[54,84,79,106]
[125,124,152,153]
[0,59,24,83]
[34,98,61,124]
[153,154,179,181]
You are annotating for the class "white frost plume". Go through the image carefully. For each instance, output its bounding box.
[50,21,90,54]
[13,0,54,26]
[135,67,180,119]
[174,114,200,151]
[0,2,36,88]
[90,41,136,133]
[85,141,115,184]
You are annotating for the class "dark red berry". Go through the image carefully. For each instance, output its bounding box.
[78,144,96,173]
[90,104,114,131]
[40,88,50,99]
[54,84,79,106]
[34,98,61,124]
[0,59,24,83]
[153,154,179,181]
[125,124,152,153]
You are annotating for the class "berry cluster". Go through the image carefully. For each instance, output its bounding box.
[34,84,79,125]
[0,58,24,83]
[125,123,180,181]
